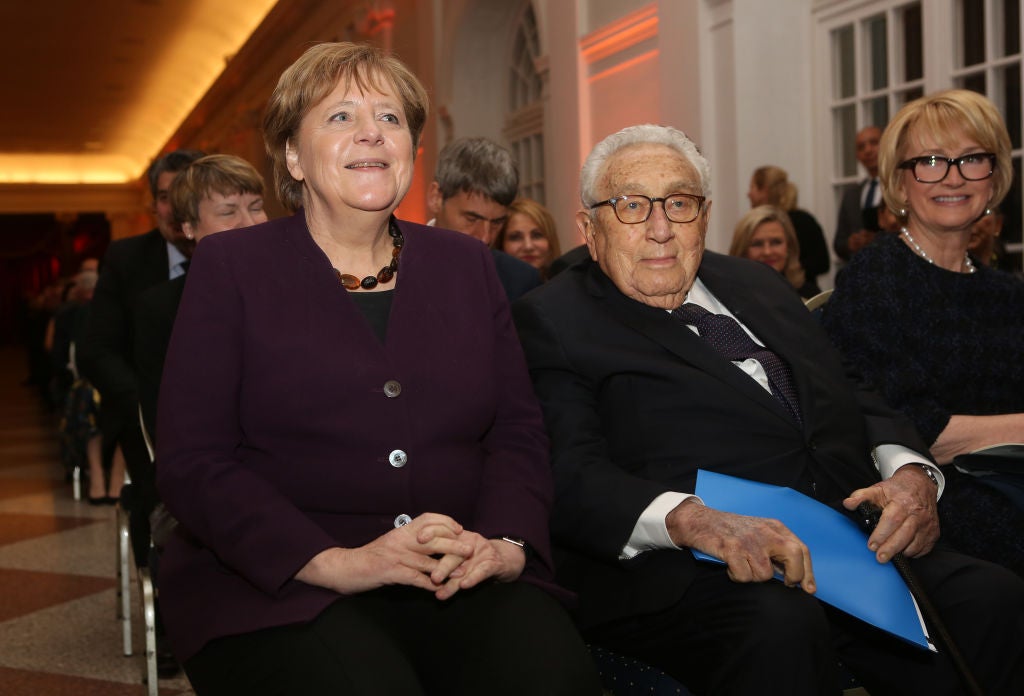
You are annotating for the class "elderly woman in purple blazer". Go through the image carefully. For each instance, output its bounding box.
[155,42,598,696]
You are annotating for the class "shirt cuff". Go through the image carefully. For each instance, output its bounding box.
[620,491,700,560]
[874,444,945,499]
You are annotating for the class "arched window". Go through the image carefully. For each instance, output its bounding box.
[504,2,546,203]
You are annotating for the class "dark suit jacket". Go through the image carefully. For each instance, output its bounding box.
[548,244,590,278]
[788,208,830,279]
[512,253,927,631]
[133,275,187,442]
[491,248,541,300]
[155,213,557,660]
[78,228,170,437]
[834,182,866,261]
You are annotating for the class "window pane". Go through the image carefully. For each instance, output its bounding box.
[961,0,986,67]
[1000,64,1022,149]
[959,71,987,94]
[899,86,924,106]
[834,105,857,177]
[866,15,888,90]
[901,3,923,81]
[833,25,856,98]
[1004,0,1021,56]
[866,96,889,129]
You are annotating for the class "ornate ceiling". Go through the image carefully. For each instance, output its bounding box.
[0,0,278,184]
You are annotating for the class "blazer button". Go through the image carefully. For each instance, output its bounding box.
[394,514,412,528]
[383,380,402,398]
[389,449,408,468]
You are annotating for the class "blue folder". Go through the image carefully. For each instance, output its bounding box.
[691,469,932,651]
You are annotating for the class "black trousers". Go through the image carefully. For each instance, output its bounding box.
[184,582,601,696]
[586,547,1024,696]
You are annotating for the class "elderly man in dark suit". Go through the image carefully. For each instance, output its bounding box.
[513,124,1024,696]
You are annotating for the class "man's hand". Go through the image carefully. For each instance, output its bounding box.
[666,499,816,593]
[843,465,939,562]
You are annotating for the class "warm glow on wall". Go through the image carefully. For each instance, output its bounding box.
[3,0,278,185]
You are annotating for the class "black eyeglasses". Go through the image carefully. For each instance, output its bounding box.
[589,193,706,224]
[897,153,996,183]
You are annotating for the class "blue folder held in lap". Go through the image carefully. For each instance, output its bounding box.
[691,469,933,651]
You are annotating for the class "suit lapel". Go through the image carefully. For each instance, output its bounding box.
[697,257,813,430]
[143,229,171,285]
[586,262,798,429]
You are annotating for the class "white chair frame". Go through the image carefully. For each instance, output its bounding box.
[115,404,158,696]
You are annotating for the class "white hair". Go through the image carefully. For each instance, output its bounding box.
[579,124,712,208]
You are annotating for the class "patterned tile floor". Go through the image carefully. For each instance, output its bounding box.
[0,347,193,695]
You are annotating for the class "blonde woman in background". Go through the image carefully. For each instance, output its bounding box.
[748,165,830,284]
[495,198,562,280]
[730,205,820,299]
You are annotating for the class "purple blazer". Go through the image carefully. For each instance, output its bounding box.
[155,213,555,660]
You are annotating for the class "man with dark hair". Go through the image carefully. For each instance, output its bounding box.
[78,147,205,678]
[427,137,541,300]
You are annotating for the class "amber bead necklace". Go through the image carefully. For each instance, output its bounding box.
[334,219,405,290]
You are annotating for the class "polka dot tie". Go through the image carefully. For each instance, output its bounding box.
[672,303,802,424]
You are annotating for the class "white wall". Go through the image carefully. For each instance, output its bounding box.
[432,0,824,261]
[721,0,818,253]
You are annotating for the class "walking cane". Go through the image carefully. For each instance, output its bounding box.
[856,502,984,696]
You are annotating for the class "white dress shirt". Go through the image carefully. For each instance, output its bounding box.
[620,278,942,559]
[167,241,189,280]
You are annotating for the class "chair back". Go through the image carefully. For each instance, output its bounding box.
[803,289,833,312]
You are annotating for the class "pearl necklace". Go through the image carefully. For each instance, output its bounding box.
[900,227,975,274]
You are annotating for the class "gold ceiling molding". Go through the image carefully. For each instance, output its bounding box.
[0,0,278,185]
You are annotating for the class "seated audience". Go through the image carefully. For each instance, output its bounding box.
[50,271,118,503]
[426,137,541,300]
[748,164,830,285]
[134,153,269,439]
[495,198,562,279]
[155,42,599,696]
[513,123,1024,696]
[823,89,1024,578]
[729,205,819,299]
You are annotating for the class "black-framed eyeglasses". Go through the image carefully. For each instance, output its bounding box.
[897,153,996,184]
[589,193,706,224]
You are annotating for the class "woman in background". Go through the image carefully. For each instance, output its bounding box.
[495,197,562,280]
[729,205,820,299]
[823,89,1024,577]
[748,165,830,285]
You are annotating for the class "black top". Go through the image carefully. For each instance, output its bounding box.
[349,289,394,343]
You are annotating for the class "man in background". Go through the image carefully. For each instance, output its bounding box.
[427,137,541,300]
[834,125,882,261]
[77,148,205,678]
